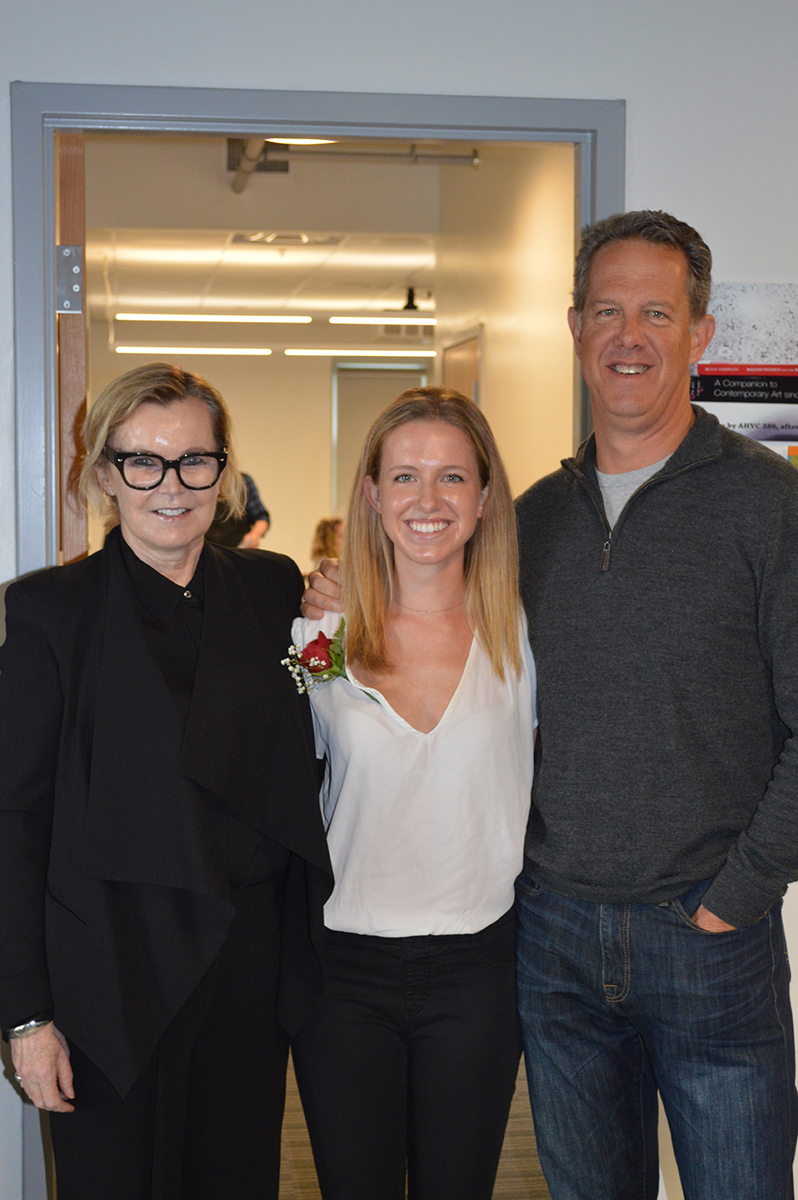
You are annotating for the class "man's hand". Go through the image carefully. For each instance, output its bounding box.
[11,1022,75,1112]
[690,903,736,933]
[301,559,343,619]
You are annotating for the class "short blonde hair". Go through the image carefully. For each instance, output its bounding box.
[79,363,246,523]
[341,386,522,680]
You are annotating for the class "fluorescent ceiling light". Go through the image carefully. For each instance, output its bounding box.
[284,349,436,357]
[266,138,337,146]
[115,346,273,356]
[115,313,311,324]
[328,315,436,326]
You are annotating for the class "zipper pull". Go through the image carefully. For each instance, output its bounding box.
[599,537,612,571]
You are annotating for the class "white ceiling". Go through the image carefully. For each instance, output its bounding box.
[84,135,459,352]
[86,228,436,338]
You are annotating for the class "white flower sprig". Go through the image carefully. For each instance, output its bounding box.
[282,618,347,694]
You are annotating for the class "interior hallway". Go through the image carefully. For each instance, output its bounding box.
[280,1055,552,1199]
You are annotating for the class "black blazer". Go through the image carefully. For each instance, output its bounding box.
[0,530,332,1095]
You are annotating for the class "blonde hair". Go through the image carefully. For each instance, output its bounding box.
[79,363,246,524]
[341,386,521,680]
[311,517,343,563]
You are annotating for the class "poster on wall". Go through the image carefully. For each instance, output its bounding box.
[691,282,798,464]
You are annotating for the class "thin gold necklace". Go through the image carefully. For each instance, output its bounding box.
[396,600,463,615]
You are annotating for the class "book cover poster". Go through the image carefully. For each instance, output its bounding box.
[691,283,798,463]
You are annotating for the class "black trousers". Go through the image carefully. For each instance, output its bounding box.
[291,908,521,1200]
[49,872,289,1200]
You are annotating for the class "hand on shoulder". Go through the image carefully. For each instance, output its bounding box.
[301,559,343,619]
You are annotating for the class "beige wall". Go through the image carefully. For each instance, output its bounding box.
[82,133,445,574]
[83,137,576,570]
[436,143,576,499]
[334,367,428,511]
[84,133,441,235]
[87,326,334,575]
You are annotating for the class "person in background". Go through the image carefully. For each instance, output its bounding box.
[206,471,270,547]
[310,517,343,570]
[0,363,331,1200]
[289,386,535,1200]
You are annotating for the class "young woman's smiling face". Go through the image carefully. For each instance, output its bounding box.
[363,419,488,573]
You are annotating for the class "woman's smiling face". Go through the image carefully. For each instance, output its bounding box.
[98,396,223,574]
[363,419,488,573]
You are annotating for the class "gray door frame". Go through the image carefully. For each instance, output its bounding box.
[11,82,624,577]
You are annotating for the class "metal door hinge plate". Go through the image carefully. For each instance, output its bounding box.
[56,245,83,313]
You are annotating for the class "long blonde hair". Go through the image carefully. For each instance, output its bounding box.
[79,362,246,523]
[341,386,521,680]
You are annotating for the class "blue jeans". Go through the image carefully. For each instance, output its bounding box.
[516,871,798,1200]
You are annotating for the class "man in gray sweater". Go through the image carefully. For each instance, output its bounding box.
[515,210,798,1199]
[303,210,798,1198]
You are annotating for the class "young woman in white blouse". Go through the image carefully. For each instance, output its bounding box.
[290,387,536,1200]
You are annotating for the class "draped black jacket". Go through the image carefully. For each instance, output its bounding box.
[0,530,332,1095]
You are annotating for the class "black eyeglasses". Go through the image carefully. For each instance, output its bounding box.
[104,446,228,491]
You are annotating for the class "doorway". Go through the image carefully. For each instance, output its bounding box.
[80,129,583,571]
[11,83,625,575]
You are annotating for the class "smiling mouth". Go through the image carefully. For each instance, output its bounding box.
[154,508,190,516]
[407,520,450,533]
[610,364,650,375]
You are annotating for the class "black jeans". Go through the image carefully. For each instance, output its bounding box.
[292,908,521,1200]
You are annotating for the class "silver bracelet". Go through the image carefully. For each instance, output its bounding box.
[4,1014,53,1041]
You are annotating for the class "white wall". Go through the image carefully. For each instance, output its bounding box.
[3,2,798,1197]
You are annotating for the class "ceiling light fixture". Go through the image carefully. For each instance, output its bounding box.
[115,313,311,324]
[329,316,436,326]
[266,138,337,146]
[284,349,436,357]
[403,286,419,311]
[115,346,273,356]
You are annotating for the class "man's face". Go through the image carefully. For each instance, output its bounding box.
[568,239,715,439]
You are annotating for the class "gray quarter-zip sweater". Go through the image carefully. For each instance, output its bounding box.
[516,405,798,928]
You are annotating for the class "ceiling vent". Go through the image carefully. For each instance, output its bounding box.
[382,323,434,338]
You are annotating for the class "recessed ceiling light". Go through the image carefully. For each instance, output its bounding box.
[266,138,337,146]
[115,346,273,356]
[329,316,436,326]
[115,313,311,324]
[284,348,436,357]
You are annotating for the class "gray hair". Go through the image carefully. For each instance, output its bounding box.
[572,210,712,323]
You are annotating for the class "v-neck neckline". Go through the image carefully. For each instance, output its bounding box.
[345,636,477,737]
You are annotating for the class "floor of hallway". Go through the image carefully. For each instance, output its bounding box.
[279,1056,553,1199]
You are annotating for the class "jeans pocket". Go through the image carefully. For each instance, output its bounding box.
[668,878,731,933]
[515,871,543,900]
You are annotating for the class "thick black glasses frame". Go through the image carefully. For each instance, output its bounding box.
[104,446,228,490]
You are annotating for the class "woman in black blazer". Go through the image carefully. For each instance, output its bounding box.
[0,363,332,1200]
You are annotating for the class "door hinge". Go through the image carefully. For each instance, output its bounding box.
[56,245,83,313]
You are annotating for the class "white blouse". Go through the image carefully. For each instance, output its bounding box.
[291,612,536,937]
